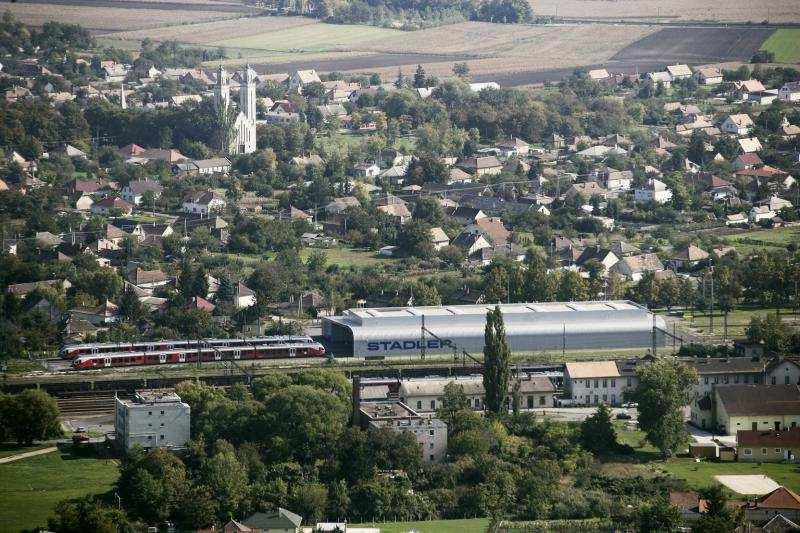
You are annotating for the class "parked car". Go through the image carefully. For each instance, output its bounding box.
[616,412,632,420]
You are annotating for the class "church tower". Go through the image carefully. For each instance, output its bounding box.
[214,65,230,111]
[240,64,257,123]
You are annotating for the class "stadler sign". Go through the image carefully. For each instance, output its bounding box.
[367,339,453,351]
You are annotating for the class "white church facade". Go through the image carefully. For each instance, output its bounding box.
[215,65,257,155]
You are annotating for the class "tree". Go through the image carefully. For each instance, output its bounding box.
[626,359,697,457]
[556,270,588,301]
[2,389,62,445]
[398,220,435,259]
[523,251,554,301]
[747,314,790,354]
[636,498,683,532]
[48,496,129,533]
[118,285,145,323]
[452,62,470,79]
[413,64,427,88]
[437,381,470,427]
[118,447,188,523]
[579,403,619,454]
[201,447,248,520]
[483,306,511,415]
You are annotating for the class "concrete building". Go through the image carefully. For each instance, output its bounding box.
[564,360,638,406]
[115,390,190,451]
[714,384,800,435]
[741,487,800,525]
[768,358,800,386]
[322,301,666,358]
[359,400,447,463]
[398,374,556,414]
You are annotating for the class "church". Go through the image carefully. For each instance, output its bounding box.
[214,65,257,155]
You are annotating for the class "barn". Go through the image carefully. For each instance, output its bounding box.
[322,301,666,358]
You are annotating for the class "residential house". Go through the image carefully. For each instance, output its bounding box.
[669,244,709,270]
[714,384,800,435]
[588,69,611,82]
[469,217,510,246]
[575,246,619,273]
[290,154,324,168]
[377,202,412,224]
[182,191,226,216]
[737,427,800,463]
[779,81,800,103]
[634,178,673,204]
[695,66,723,85]
[721,114,755,136]
[565,182,609,201]
[459,155,502,176]
[70,300,120,325]
[266,100,301,124]
[647,71,672,88]
[194,158,231,175]
[429,227,450,250]
[451,232,492,261]
[496,137,530,158]
[733,153,763,170]
[91,197,134,216]
[289,69,321,93]
[597,167,633,191]
[6,279,72,298]
[448,206,487,224]
[734,79,767,101]
[762,196,793,213]
[353,162,380,178]
[741,487,800,525]
[325,196,361,215]
[669,491,709,522]
[750,205,777,223]
[739,137,763,153]
[121,180,164,206]
[611,253,665,281]
[234,282,256,309]
[128,268,169,290]
[564,361,635,406]
[398,374,556,414]
[667,64,693,80]
[278,206,313,223]
[726,212,749,226]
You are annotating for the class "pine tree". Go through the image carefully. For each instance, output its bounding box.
[215,272,234,303]
[483,306,511,415]
[395,67,406,89]
[119,285,145,323]
[413,64,427,88]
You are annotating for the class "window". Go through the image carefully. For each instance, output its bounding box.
[429,454,434,461]
[611,379,616,388]
[704,377,708,385]
[467,399,472,407]
[429,430,434,436]
[160,435,165,440]
[417,401,422,410]
[775,448,782,453]
[594,380,599,388]
[772,376,777,385]
[147,435,152,440]
[602,394,607,402]
[602,379,608,388]
[539,396,546,406]
[148,411,152,416]
[762,448,768,455]
[527,396,534,409]
[744,448,752,455]
[429,443,434,450]
[160,423,164,427]
[714,377,718,384]
[160,410,164,415]
[786,376,791,385]
[723,375,729,384]
[734,375,739,383]
[430,400,435,409]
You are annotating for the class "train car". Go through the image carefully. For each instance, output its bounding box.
[59,336,316,359]
[71,338,325,370]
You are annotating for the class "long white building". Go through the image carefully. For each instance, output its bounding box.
[322,300,666,358]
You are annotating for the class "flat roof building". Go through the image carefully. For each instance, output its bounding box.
[322,300,665,357]
[358,400,447,463]
[115,390,190,451]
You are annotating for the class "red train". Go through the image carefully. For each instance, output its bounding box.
[60,336,315,359]
[70,338,326,370]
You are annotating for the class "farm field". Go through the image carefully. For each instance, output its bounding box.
[4,2,251,32]
[761,28,800,63]
[529,0,800,23]
[0,450,119,533]
[352,518,490,533]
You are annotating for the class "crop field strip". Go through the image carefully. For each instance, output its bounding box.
[529,0,800,24]
[760,28,800,63]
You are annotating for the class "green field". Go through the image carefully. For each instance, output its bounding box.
[211,23,402,53]
[353,518,490,533]
[722,225,800,254]
[760,28,800,63]
[659,306,798,338]
[0,443,53,459]
[658,460,800,494]
[0,450,119,532]
[299,246,397,268]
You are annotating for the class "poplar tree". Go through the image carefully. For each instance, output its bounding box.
[483,306,511,415]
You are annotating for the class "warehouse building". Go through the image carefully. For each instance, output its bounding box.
[322,300,665,358]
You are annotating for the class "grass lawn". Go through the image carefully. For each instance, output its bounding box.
[722,225,800,254]
[760,28,800,63]
[0,449,119,532]
[669,306,798,338]
[352,518,490,533]
[299,246,397,268]
[0,442,53,459]
[657,460,800,494]
[211,23,401,53]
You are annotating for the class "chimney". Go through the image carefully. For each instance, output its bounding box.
[351,375,361,427]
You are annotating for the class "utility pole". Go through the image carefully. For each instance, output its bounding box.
[709,260,715,334]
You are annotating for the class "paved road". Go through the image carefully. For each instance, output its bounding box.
[0,446,57,464]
